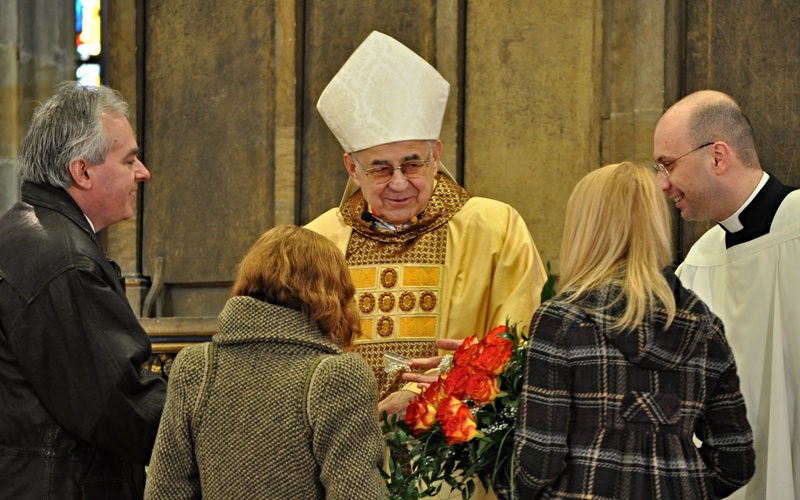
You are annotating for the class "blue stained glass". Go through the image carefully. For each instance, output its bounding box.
[75,0,102,85]
[75,0,83,33]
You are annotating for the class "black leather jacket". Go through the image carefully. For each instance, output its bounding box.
[0,182,166,499]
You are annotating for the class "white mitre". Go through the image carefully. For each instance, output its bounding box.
[317,31,454,203]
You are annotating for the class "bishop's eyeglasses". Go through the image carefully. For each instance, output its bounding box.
[352,155,433,183]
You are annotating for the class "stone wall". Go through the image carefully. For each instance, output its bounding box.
[0,0,74,214]
[5,0,800,324]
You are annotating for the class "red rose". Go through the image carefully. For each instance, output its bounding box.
[436,395,478,445]
[453,335,482,367]
[474,344,513,375]
[443,365,474,400]
[465,369,501,406]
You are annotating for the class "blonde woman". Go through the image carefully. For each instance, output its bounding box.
[513,162,754,499]
[145,225,387,499]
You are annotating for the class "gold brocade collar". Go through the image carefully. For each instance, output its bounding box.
[340,174,471,244]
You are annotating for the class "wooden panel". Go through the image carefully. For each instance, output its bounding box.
[142,0,277,284]
[680,0,800,257]
[139,316,217,353]
[300,0,438,223]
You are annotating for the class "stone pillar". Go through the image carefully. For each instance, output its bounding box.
[0,1,20,214]
[106,0,148,314]
[601,0,669,166]
[0,0,74,214]
[464,1,604,273]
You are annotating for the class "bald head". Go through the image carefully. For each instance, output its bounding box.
[653,91,765,222]
[670,90,737,111]
[657,90,759,169]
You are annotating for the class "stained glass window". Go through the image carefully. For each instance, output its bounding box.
[75,0,102,86]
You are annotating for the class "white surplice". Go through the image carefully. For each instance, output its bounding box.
[677,191,800,500]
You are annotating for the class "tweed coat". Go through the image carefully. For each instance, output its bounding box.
[513,270,755,499]
[144,296,388,499]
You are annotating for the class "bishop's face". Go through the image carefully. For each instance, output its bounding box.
[345,139,441,225]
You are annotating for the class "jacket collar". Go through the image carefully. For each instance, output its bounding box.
[21,181,97,241]
[215,296,344,354]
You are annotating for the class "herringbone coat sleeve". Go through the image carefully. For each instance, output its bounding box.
[144,344,206,500]
[307,353,388,499]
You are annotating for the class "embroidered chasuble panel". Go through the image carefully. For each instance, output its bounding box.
[346,231,447,398]
[348,260,446,397]
[341,176,469,398]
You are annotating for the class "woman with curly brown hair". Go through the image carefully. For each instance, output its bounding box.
[145,225,387,499]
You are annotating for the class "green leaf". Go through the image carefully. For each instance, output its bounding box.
[445,474,460,489]
[541,260,557,302]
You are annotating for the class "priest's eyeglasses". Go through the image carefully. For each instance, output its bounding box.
[652,142,715,178]
[353,156,433,183]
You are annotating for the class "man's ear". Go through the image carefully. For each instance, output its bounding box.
[433,139,443,163]
[344,153,361,185]
[68,159,92,188]
[711,141,732,175]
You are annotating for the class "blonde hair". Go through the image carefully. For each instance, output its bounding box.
[232,225,360,347]
[558,162,675,330]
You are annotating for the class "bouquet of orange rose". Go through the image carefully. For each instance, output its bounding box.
[381,322,525,500]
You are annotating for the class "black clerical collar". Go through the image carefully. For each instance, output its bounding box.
[719,173,797,248]
[718,173,768,233]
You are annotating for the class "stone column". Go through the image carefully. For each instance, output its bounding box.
[464,1,604,273]
[0,1,20,214]
[0,0,74,213]
[600,0,669,166]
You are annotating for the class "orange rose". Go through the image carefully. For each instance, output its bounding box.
[465,369,501,406]
[453,335,482,366]
[443,365,473,400]
[474,344,513,375]
[422,380,446,407]
[437,395,478,445]
[405,398,438,436]
[484,325,515,350]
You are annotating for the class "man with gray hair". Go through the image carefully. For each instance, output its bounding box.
[654,90,800,500]
[306,31,547,419]
[0,81,166,498]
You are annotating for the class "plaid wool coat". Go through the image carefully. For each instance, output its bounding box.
[513,270,755,499]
